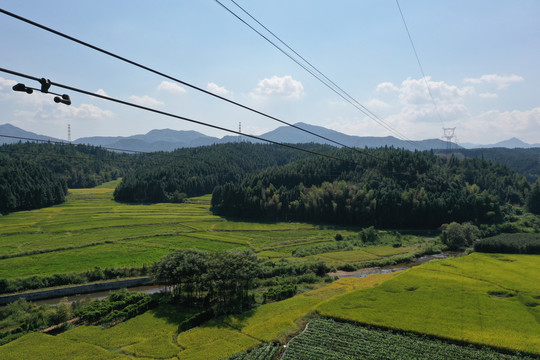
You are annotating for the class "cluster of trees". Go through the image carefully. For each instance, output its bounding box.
[113,142,334,203]
[212,148,531,228]
[0,142,133,188]
[0,298,76,345]
[527,180,540,215]
[440,222,480,250]
[152,249,260,314]
[0,156,67,214]
[453,148,540,183]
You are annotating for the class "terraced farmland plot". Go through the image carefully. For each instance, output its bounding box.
[0,181,429,280]
[318,253,540,354]
[176,274,398,360]
[0,305,198,360]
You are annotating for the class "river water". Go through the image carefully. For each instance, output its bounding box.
[329,252,454,279]
[33,284,168,306]
[34,252,456,306]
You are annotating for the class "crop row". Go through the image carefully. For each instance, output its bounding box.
[226,342,280,360]
[281,317,536,360]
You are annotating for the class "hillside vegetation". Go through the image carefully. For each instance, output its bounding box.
[212,148,531,228]
[0,156,67,214]
[0,181,430,293]
[113,142,333,203]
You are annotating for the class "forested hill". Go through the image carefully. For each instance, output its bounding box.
[113,142,335,203]
[212,148,531,228]
[0,156,67,214]
[0,142,133,188]
[451,148,540,182]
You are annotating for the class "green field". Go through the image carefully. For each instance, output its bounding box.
[0,275,397,360]
[282,317,536,360]
[2,181,538,358]
[0,180,430,281]
[0,305,198,360]
[1,253,539,358]
[318,252,540,354]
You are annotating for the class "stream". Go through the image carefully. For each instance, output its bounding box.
[329,252,457,279]
[33,284,168,306]
[34,252,457,306]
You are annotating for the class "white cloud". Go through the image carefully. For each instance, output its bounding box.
[61,103,114,119]
[365,98,390,110]
[207,82,231,96]
[0,76,17,91]
[456,107,540,144]
[464,74,524,89]
[129,95,164,107]
[378,77,474,125]
[376,82,399,92]
[479,92,498,99]
[251,75,304,100]
[95,89,108,97]
[157,81,186,94]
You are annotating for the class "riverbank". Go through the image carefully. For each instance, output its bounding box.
[0,277,153,305]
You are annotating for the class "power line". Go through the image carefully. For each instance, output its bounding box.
[1,67,369,166]
[395,0,444,128]
[0,8,373,156]
[214,0,424,150]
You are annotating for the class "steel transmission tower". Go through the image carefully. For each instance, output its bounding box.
[442,127,457,152]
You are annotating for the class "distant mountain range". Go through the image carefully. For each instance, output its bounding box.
[1,122,538,152]
[461,137,540,149]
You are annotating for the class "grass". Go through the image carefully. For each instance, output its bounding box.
[0,332,130,360]
[0,275,397,360]
[2,253,539,357]
[177,319,261,360]
[58,305,198,358]
[176,274,399,360]
[0,181,430,280]
[317,253,540,354]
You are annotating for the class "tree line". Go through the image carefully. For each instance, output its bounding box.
[0,156,67,214]
[0,142,133,188]
[212,148,532,228]
[113,142,334,203]
[451,147,540,183]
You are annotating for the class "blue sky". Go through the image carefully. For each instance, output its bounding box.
[0,0,539,144]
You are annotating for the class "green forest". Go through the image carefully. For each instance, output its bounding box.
[1,141,538,221]
[0,157,66,214]
[212,147,533,228]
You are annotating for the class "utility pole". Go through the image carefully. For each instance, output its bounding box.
[68,124,71,143]
[238,122,241,142]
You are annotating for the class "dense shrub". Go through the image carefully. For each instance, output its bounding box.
[263,284,297,302]
[75,289,155,325]
[474,233,540,254]
[441,222,480,250]
[0,265,150,295]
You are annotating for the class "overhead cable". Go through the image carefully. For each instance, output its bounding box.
[1,67,371,166]
[215,0,424,149]
[0,8,374,156]
[395,0,445,127]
